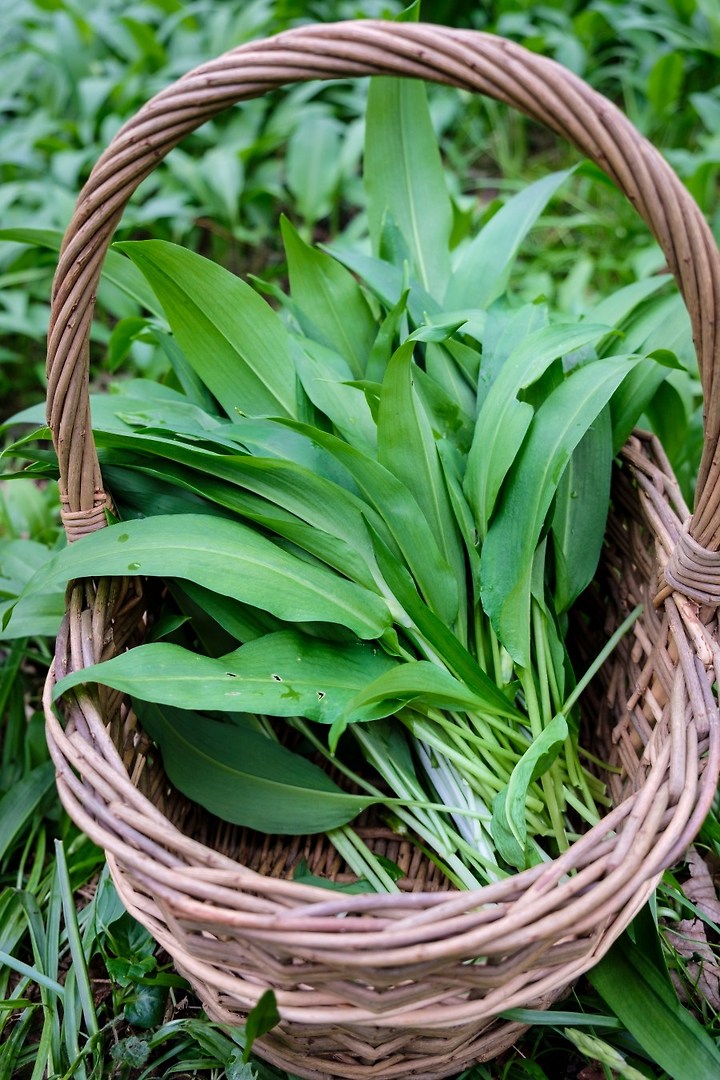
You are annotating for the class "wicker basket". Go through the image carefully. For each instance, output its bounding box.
[44,20,720,1080]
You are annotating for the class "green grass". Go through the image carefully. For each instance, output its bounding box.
[1,1,720,1077]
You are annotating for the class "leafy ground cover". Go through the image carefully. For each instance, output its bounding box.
[2,1,720,1077]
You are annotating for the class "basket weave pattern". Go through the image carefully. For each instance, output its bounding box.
[44,22,720,1079]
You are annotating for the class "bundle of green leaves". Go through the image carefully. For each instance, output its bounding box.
[11,73,694,893]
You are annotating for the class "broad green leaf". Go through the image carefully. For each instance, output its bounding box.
[28,515,392,641]
[378,341,464,626]
[281,216,376,378]
[54,631,397,726]
[279,420,460,628]
[495,713,568,859]
[647,50,685,117]
[0,592,65,641]
[588,276,669,344]
[291,338,377,451]
[114,240,299,419]
[551,405,613,613]
[445,169,576,309]
[611,357,671,453]
[481,355,639,666]
[365,78,452,296]
[589,936,720,1080]
[345,661,496,719]
[0,539,66,639]
[133,702,377,834]
[465,323,609,538]
[424,342,477,420]
[92,427,383,590]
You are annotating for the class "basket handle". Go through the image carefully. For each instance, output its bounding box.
[47,20,720,577]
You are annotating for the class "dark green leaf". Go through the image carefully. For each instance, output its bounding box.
[133,702,377,833]
[242,990,280,1064]
[589,936,720,1080]
[551,405,613,613]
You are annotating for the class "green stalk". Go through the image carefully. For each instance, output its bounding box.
[327,827,401,894]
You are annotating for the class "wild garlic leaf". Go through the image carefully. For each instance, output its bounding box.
[28,515,392,641]
[281,215,376,378]
[291,338,377,452]
[132,702,378,834]
[326,246,439,324]
[114,240,301,420]
[365,77,452,297]
[552,405,613,614]
[480,354,640,667]
[465,322,610,538]
[445,168,576,310]
[500,712,569,854]
[279,420,460,629]
[371,531,520,718]
[94,427,385,590]
[378,341,465,626]
[54,631,397,726]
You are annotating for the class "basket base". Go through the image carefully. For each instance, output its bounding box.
[198,981,564,1080]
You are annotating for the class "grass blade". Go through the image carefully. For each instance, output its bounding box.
[589,936,720,1080]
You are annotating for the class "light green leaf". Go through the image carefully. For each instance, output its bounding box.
[291,338,377,451]
[133,702,377,834]
[481,355,639,666]
[378,341,463,626]
[345,661,495,719]
[286,113,343,227]
[281,215,376,378]
[54,631,397,726]
[114,240,299,419]
[465,322,609,537]
[498,713,568,857]
[445,168,576,309]
[326,246,439,324]
[28,515,392,641]
[365,78,452,296]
